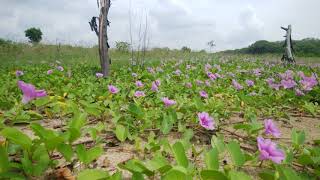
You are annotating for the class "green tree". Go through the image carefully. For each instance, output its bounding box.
[25,27,43,44]
[115,41,130,52]
[181,46,191,53]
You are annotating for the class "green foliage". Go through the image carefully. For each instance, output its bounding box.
[115,41,130,52]
[181,46,191,53]
[24,27,43,44]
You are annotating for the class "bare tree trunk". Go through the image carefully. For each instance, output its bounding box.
[98,0,111,76]
[281,25,295,64]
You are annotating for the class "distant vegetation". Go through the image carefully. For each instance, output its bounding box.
[223,38,320,57]
[24,27,43,44]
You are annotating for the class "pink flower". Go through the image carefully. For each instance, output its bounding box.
[246,80,254,87]
[196,80,204,86]
[185,82,192,88]
[198,112,215,130]
[279,70,294,80]
[232,79,243,90]
[16,70,24,77]
[57,66,64,71]
[174,69,182,76]
[147,67,155,74]
[108,85,119,94]
[300,75,318,91]
[257,137,285,164]
[199,90,208,98]
[253,68,262,76]
[264,119,281,137]
[96,73,103,78]
[162,97,176,107]
[295,89,305,96]
[151,82,159,92]
[18,81,47,104]
[47,70,53,75]
[135,81,144,88]
[207,72,217,80]
[281,79,296,89]
[155,79,161,86]
[134,91,145,97]
[205,80,211,87]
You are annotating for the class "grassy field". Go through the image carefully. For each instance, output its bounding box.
[0,42,320,179]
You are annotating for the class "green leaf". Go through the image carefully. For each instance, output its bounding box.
[211,135,225,153]
[258,170,275,180]
[77,169,109,180]
[109,171,122,180]
[229,171,251,180]
[297,154,313,165]
[226,141,245,166]
[69,112,87,130]
[172,142,188,168]
[0,145,9,173]
[205,148,219,170]
[161,114,173,135]
[76,144,103,165]
[115,124,127,142]
[276,166,301,180]
[162,168,187,180]
[128,103,144,118]
[1,127,32,151]
[291,129,305,147]
[31,145,50,176]
[57,143,73,162]
[132,172,144,180]
[200,170,228,180]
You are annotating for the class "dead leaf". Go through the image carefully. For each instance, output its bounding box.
[55,167,75,180]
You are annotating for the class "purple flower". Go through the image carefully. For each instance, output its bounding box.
[232,79,243,90]
[108,85,119,94]
[198,112,215,130]
[135,81,144,88]
[147,67,155,74]
[162,97,176,107]
[16,70,24,77]
[174,69,182,76]
[266,78,274,85]
[155,79,161,86]
[264,119,281,137]
[185,82,192,88]
[18,81,47,104]
[47,70,53,75]
[257,137,285,164]
[295,89,305,96]
[132,73,138,77]
[207,72,217,80]
[279,70,294,80]
[57,66,64,71]
[214,64,221,71]
[151,82,159,92]
[253,68,262,76]
[96,73,103,78]
[196,80,204,86]
[134,91,145,97]
[205,80,211,87]
[297,71,305,79]
[300,75,318,91]
[246,80,254,87]
[205,63,212,72]
[281,79,297,89]
[199,90,208,98]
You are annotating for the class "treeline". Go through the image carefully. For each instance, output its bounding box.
[223,38,320,57]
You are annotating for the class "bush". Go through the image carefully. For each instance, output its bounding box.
[115,41,130,52]
[181,46,191,53]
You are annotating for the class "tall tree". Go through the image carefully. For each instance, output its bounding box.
[281,25,295,64]
[89,0,111,77]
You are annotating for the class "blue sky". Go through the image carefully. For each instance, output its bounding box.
[1,0,319,51]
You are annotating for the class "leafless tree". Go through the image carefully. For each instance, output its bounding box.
[89,0,111,77]
[281,25,295,64]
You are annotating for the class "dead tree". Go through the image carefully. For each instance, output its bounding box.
[89,0,111,77]
[281,25,295,64]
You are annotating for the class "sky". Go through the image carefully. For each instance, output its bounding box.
[1,0,320,51]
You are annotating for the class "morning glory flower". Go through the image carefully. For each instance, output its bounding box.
[232,79,243,90]
[246,80,255,87]
[162,97,176,107]
[18,81,47,104]
[134,91,145,97]
[300,75,318,91]
[174,69,182,76]
[295,89,305,96]
[257,137,285,164]
[132,73,138,77]
[16,70,24,77]
[108,85,119,94]
[205,80,211,87]
[198,112,215,130]
[47,70,53,75]
[135,81,144,88]
[253,68,262,76]
[151,82,159,92]
[279,70,294,80]
[281,79,297,89]
[264,119,281,137]
[155,79,161,86]
[96,73,103,78]
[196,80,204,86]
[199,90,208,98]
[207,72,217,80]
[185,82,192,88]
[57,66,64,71]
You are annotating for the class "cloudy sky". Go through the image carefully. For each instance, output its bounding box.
[1,0,320,51]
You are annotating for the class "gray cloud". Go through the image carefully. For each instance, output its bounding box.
[1,0,320,51]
